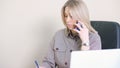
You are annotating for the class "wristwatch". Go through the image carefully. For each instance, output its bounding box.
[82,42,89,46]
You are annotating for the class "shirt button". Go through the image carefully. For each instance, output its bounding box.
[70,50,72,52]
[56,48,59,50]
[65,62,67,65]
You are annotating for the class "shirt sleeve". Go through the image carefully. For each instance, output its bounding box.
[89,33,102,50]
[41,36,56,68]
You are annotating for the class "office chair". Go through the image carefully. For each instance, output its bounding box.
[91,21,120,49]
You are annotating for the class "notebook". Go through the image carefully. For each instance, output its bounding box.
[70,49,120,68]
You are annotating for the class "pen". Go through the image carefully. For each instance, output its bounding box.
[34,60,39,68]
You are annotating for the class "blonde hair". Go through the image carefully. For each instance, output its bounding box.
[61,0,97,33]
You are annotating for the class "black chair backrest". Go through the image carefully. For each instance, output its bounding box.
[91,21,120,49]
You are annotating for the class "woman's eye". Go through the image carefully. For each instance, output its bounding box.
[64,15,68,18]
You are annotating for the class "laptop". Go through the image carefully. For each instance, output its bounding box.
[70,49,120,68]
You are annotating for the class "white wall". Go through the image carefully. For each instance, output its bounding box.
[84,0,120,23]
[0,0,120,68]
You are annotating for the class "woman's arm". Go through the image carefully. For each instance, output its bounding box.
[41,37,56,68]
[89,33,102,50]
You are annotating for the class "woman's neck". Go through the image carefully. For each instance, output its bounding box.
[71,30,78,36]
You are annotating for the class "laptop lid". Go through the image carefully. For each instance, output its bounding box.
[70,49,120,68]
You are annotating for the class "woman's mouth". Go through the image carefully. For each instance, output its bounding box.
[66,23,73,29]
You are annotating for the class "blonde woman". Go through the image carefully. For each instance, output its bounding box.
[40,0,101,68]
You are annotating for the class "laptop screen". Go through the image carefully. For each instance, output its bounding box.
[70,49,120,68]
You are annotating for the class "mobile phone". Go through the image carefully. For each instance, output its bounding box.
[75,21,80,31]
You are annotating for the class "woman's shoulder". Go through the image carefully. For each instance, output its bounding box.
[50,28,66,41]
[89,31,101,40]
[54,28,66,36]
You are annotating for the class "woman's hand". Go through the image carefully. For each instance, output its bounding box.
[72,21,90,50]
[73,21,89,42]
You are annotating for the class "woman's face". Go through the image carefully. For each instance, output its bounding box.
[64,7,76,30]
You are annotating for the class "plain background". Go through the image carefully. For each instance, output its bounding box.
[0,0,120,68]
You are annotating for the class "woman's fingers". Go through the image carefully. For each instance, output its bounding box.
[73,28,80,33]
[73,20,88,35]
[74,22,82,31]
[78,21,87,29]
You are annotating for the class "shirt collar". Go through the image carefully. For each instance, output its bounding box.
[64,28,79,41]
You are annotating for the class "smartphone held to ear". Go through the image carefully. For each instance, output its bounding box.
[76,26,80,31]
[75,21,80,31]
